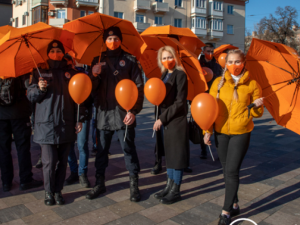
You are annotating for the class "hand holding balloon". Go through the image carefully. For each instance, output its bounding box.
[203,133,212,145]
[153,119,163,131]
[123,112,135,125]
[92,63,102,77]
[75,122,82,134]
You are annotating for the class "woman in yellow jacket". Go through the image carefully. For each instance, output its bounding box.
[204,49,264,225]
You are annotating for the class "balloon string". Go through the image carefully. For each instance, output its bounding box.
[152,105,158,138]
[77,104,80,123]
[205,131,215,161]
[124,111,128,142]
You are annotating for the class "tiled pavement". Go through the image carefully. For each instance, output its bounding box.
[1,100,300,225]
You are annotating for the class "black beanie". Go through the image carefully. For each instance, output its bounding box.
[47,40,65,55]
[103,27,123,42]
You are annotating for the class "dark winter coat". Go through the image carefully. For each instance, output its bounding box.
[199,55,223,90]
[90,48,144,131]
[27,60,84,145]
[0,75,31,120]
[155,69,190,169]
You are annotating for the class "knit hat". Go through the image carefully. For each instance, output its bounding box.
[47,40,65,55]
[103,27,123,42]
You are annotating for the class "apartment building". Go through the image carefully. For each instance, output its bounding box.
[11,0,246,51]
[0,0,12,27]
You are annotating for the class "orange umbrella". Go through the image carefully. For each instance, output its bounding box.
[63,13,144,65]
[141,25,205,56]
[140,36,207,100]
[246,38,300,134]
[0,25,14,39]
[0,22,74,78]
[213,44,238,61]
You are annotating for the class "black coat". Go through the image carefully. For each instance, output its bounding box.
[0,75,31,120]
[27,60,84,145]
[156,69,190,169]
[90,48,144,131]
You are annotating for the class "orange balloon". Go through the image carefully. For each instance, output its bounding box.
[202,67,213,83]
[191,93,219,130]
[115,79,138,111]
[68,73,92,104]
[179,36,197,54]
[144,78,166,106]
[218,53,227,68]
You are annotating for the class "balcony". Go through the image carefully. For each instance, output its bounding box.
[133,22,150,32]
[152,2,169,14]
[49,18,68,27]
[191,7,206,16]
[208,29,223,40]
[75,0,99,8]
[134,0,151,12]
[50,0,68,7]
[208,0,223,18]
[191,28,207,37]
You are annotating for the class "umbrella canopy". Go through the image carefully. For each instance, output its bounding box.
[0,22,74,78]
[140,36,207,100]
[246,38,300,134]
[0,25,14,39]
[213,44,238,61]
[141,25,205,56]
[63,12,144,65]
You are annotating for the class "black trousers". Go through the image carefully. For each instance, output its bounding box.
[0,118,33,184]
[215,132,251,212]
[41,143,71,192]
[95,128,140,177]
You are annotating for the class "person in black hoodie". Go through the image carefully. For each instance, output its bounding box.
[0,74,43,192]
[86,27,144,202]
[27,40,83,206]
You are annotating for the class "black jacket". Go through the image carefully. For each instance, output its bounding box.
[156,69,190,169]
[199,55,223,90]
[27,60,84,145]
[90,48,144,131]
[0,75,31,120]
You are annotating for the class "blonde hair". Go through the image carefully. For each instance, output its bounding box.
[216,49,246,101]
[157,46,184,74]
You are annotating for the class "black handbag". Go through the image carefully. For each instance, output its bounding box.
[188,116,204,144]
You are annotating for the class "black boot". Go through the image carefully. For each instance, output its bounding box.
[20,179,43,191]
[35,156,43,169]
[64,172,79,185]
[160,182,181,205]
[130,175,141,202]
[218,214,231,225]
[85,174,106,200]
[3,183,12,192]
[44,192,55,206]
[230,206,240,217]
[151,159,162,175]
[54,192,65,205]
[79,174,91,188]
[154,178,173,199]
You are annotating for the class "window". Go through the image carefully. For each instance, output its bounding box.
[213,1,223,11]
[155,0,162,2]
[196,0,206,8]
[136,14,144,23]
[193,17,206,29]
[155,16,163,25]
[88,11,94,15]
[227,25,234,34]
[15,17,18,28]
[57,10,66,19]
[175,0,182,7]
[228,5,234,14]
[22,15,26,26]
[114,12,123,19]
[211,19,223,30]
[32,6,48,24]
[80,10,86,17]
[23,0,26,2]
[174,18,182,27]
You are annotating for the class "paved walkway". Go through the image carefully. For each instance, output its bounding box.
[0,100,300,225]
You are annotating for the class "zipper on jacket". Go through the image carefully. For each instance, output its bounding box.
[227,91,234,135]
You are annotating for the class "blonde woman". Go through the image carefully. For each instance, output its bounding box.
[153,46,189,204]
[204,49,264,225]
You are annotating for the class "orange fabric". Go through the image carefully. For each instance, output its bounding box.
[0,22,74,78]
[48,52,64,61]
[140,36,207,101]
[204,53,213,61]
[214,44,238,62]
[161,59,175,70]
[227,63,244,76]
[246,38,300,135]
[141,25,205,56]
[0,25,14,39]
[63,12,144,65]
[105,40,121,50]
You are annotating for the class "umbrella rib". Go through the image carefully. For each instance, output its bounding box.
[80,33,103,58]
[264,61,294,76]
[181,63,194,84]
[274,45,297,75]
[289,83,299,107]
[27,39,46,64]
[75,19,102,30]
[0,39,20,54]
[262,79,294,90]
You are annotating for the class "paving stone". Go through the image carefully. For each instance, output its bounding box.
[22,210,63,225]
[0,205,32,223]
[157,220,180,225]
[1,193,37,207]
[106,199,145,217]
[139,204,179,223]
[1,219,27,225]
[264,211,300,225]
[105,213,155,225]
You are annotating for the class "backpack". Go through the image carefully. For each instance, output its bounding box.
[0,78,17,106]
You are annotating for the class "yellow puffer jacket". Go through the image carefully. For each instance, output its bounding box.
[208,70,263,135]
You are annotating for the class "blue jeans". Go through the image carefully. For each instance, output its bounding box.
[167,168,184,185]
[68,119,90,176]
[92,106,97,149]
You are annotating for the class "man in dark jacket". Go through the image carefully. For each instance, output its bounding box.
[198,43,223,159]
[0,75,43,192]
[86,27,144,202]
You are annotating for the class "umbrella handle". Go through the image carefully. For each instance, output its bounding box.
[38,77,47,92]
[247,103,256,118]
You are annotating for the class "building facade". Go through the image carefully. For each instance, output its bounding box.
[0,0,12,27]
[11,0,246,51]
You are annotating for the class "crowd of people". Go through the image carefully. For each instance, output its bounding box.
[0,26,264,225]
